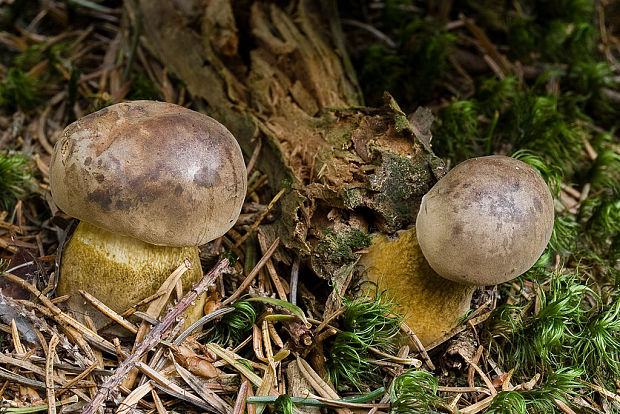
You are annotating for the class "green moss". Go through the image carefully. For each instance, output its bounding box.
[342,187,364,209]
[434,76,587,175]
[357,16,456,108]
[0,152,31,210]
[0,68,41,110]
[313,227,370,265]
[324,126,354,147]
[201,301,256,346]
[127,75,162,101]
[326,290,402,390]
[367,153,432,229]
[490,268,620,390]
[389,369,444,413]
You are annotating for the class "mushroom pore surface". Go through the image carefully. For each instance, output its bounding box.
[49,100,247,247]
[416,155,554,286]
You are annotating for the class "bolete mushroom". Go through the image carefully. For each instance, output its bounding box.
[361,155,554,346]
[50,101,246,329]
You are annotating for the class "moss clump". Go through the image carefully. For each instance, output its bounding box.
[200,301,256,346]
[368,153,432,229]
[313,227,371,266]
[342,187,364,209]
[0,152,31,210]
[490,269,620,391]
[326,290,402,390]
[356,15,455,108]
[0,68,41,110]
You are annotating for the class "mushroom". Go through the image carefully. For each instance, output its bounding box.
[50,101,246,329]
[361,155,554,346]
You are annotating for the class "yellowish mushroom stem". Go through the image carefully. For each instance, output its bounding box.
[360,227,476,347]
[58,221,206,331]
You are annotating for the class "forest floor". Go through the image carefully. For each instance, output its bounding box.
[0,1,618,413]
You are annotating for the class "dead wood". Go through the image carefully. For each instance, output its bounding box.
[125,0,444,279]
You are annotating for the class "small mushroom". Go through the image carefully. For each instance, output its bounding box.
[50,101,246,329]
[361,155,554,346]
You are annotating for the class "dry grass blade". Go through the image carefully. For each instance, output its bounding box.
[253,364,276,414]
[371,348,422,367]
[137,361,220,413]
[267,321,284,348]
[147,381,218,413]
[310,395,391,410]
[56,361,99,397]
[0,395,80,413]
[0,351,91,401]
[296,357,339,399]
[151,388,168,414]
[45,334,60,414]
[170,352,232,414]
[253,323,266,362]
[0,365,54,389]
[400,322,435,370]
[207,343,264,386]
[79,289,138,334]
[234,188,285,248]
[257,231,287,301]
[222,237,279,306]
[437,386,491,394]
[117,381,153,414]
[577,379,620,404]
[296,357,355,414]
[2,272,116,354]
[11,318,26,353]
[459,394,495,414]
[459,349,496,396]
[232,379,251,414]
[142,260,191,324]
[554,398,578,414]
[82,259,229,414]
[1,288,92,367]
[123,259,192,388]
[261,320,274,363]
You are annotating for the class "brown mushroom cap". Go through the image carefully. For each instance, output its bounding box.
[50,101,247,246]
[416,155,554,286]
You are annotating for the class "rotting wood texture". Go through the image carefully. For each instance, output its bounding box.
[125,0,445,279]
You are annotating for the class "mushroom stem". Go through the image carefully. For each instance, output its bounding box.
[360,227,476,346]
[58,222,206,331]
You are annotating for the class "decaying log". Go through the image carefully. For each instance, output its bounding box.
[125,0,444,280]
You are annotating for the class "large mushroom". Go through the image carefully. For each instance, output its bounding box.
[361,155,554,346]
[50,101,246,329]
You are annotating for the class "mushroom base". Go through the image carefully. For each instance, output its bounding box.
[360,227,476,347]
[58,221,206,332]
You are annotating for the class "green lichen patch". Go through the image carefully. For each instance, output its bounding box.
[311,227,371,279]
[366,152,433,230]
